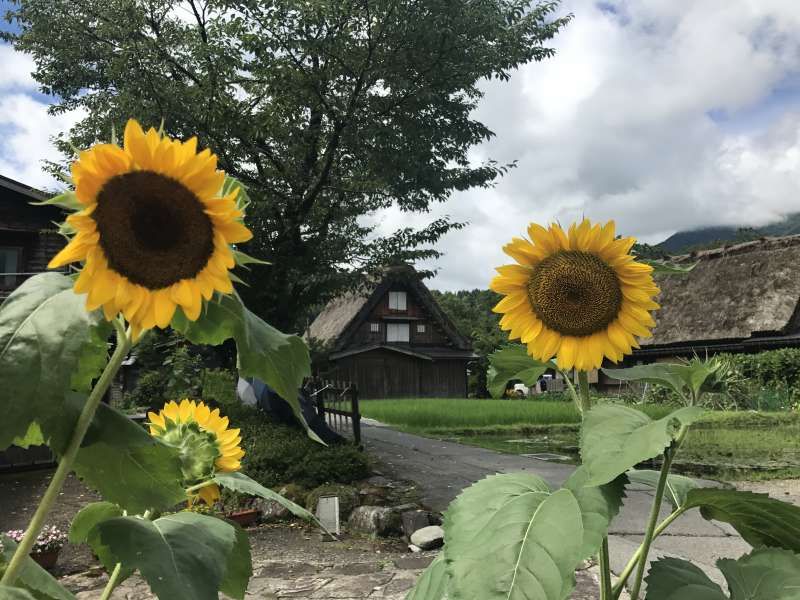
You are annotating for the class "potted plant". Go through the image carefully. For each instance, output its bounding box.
[5,526,67,570]
[220,491,261,527]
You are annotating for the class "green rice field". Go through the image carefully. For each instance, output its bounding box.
[360,398,800,480]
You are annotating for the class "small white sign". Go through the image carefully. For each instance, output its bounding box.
[316,496,340,536]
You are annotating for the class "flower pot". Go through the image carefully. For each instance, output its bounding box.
[31,548,60,570]
[226,508,261,527]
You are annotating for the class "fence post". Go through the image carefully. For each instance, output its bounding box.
[315,378,325,419]
[351,384,362,447]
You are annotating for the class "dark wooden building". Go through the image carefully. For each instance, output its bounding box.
[0,174,66,301]
[306,265,476,398]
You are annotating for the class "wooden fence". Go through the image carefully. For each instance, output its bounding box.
[307,379,362,446]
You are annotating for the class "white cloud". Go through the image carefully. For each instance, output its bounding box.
[375,0,800,290]
[0,45,85,190]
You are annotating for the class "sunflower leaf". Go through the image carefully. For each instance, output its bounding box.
[43,394,186,514]
[405,554,449,600]
[0,273,106,450]
[96,513,252,600]
[643,557,728,600]
[563,466,627,561]
[69,502,133,583]
[0,585,38,599]
[627,469,701,510]
[580,404,706,486]
[487,344,554,399]
[172,293,316,442]
[602,358,728,402]
[0,535,76,600]
[444,475,583,600]
[682,488,800,552]
[30,190,81,211]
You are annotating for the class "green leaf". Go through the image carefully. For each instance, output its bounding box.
[68,502,132,581]
[213,472,316,523]
[603,358,729,401]
[0,585,38,599]
[717,549,800,600]
[405,554,449,600]
[563,467,627,561]
[172,293,315,441]
[643,557,728,600]
[220,522,251,600]
[232,249,270,268]
[96,512,252,600]
[30,191,81,211]
[12,423,45,449]
[641,259,696,276]
[222,175,251,212]
[69,320,112,392]
[0,536,76,600]
[645,550,800,600]
[487,344,554,399]
[0,273,105,450]
[580,405,706,486]
[682,489,800,552]
[627,470,700,510]
[444,474,583,600]
[44,395,185,514]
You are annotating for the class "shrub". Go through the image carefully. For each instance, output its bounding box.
[223,403,371,490]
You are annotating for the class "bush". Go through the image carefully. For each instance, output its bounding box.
[223,403,371,490]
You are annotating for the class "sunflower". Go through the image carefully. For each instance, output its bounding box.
[490,219,659,371]
[148,399,245,505]
[48,119,252,338]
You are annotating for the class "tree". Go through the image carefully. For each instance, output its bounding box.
[4,0,571,331]
[432,288,505,397]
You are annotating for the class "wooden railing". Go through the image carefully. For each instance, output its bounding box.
[307,379,362,446]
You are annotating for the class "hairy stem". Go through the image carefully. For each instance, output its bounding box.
[627,428,687,600]
[0,319,131,586]
[577,371,592,414]
[599,537,613,600]
[99,563,123,600]
[561,369,582,415]
[611,507,686,599]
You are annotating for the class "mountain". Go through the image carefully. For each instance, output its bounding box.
[656,213,800,254]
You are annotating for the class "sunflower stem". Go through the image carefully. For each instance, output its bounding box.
[99,563,123,600]
[577,370,592,413]
[0,318,131,587]
[561,370,583,415]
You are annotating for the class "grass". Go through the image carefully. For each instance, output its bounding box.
[360,398,800,480]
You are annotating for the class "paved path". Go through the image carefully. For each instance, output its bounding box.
[361,419,751,590]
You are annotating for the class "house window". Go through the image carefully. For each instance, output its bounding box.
[388,291,407,311]
[370,322,380,333]
[0,247,22,288]
[417,323,426,333]
[386,322,410,342]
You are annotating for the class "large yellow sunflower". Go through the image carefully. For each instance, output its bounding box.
[490,219,659,371]
[148,399,245,505]
[48,119,252,338]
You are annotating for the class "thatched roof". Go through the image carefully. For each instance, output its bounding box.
[641,235,800,349]
[305,291,370,345]
[306,264,471,352]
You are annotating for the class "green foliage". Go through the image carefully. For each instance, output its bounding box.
[172,293,314,440]
[626,470,700,510]
[0,273,108,449]
[405,554,449,600]
[645,549,800,600]
[0,535,75,600]
[603,357,731,404]
[6,0,571,331]
[487,344,554,399]
[213,472,317,524]
[223,404,369,490]
[563,467,627,561]
[580,405,706,486]
[0,586,38,599]
[45,395,186,514]
[68,502,133,583]
[96,513,251,600]
[682,489,800,552]
[443,474,583,600]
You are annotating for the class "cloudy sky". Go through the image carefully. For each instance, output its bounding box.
[2,1,800,290]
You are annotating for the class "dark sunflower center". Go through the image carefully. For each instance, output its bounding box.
[93,171,214,289]
[527,251,622,337]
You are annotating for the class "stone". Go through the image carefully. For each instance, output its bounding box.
[408,544,422,553]
[410,525,444,550]
[348,505,403,537]
[306,484,360,519]
[253,497,290,522]
[401,510,431,539]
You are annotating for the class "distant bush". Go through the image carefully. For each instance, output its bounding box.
[720,349,800,411]
[223,402,371,490]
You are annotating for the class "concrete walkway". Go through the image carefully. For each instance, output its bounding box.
[361,419,751,589]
